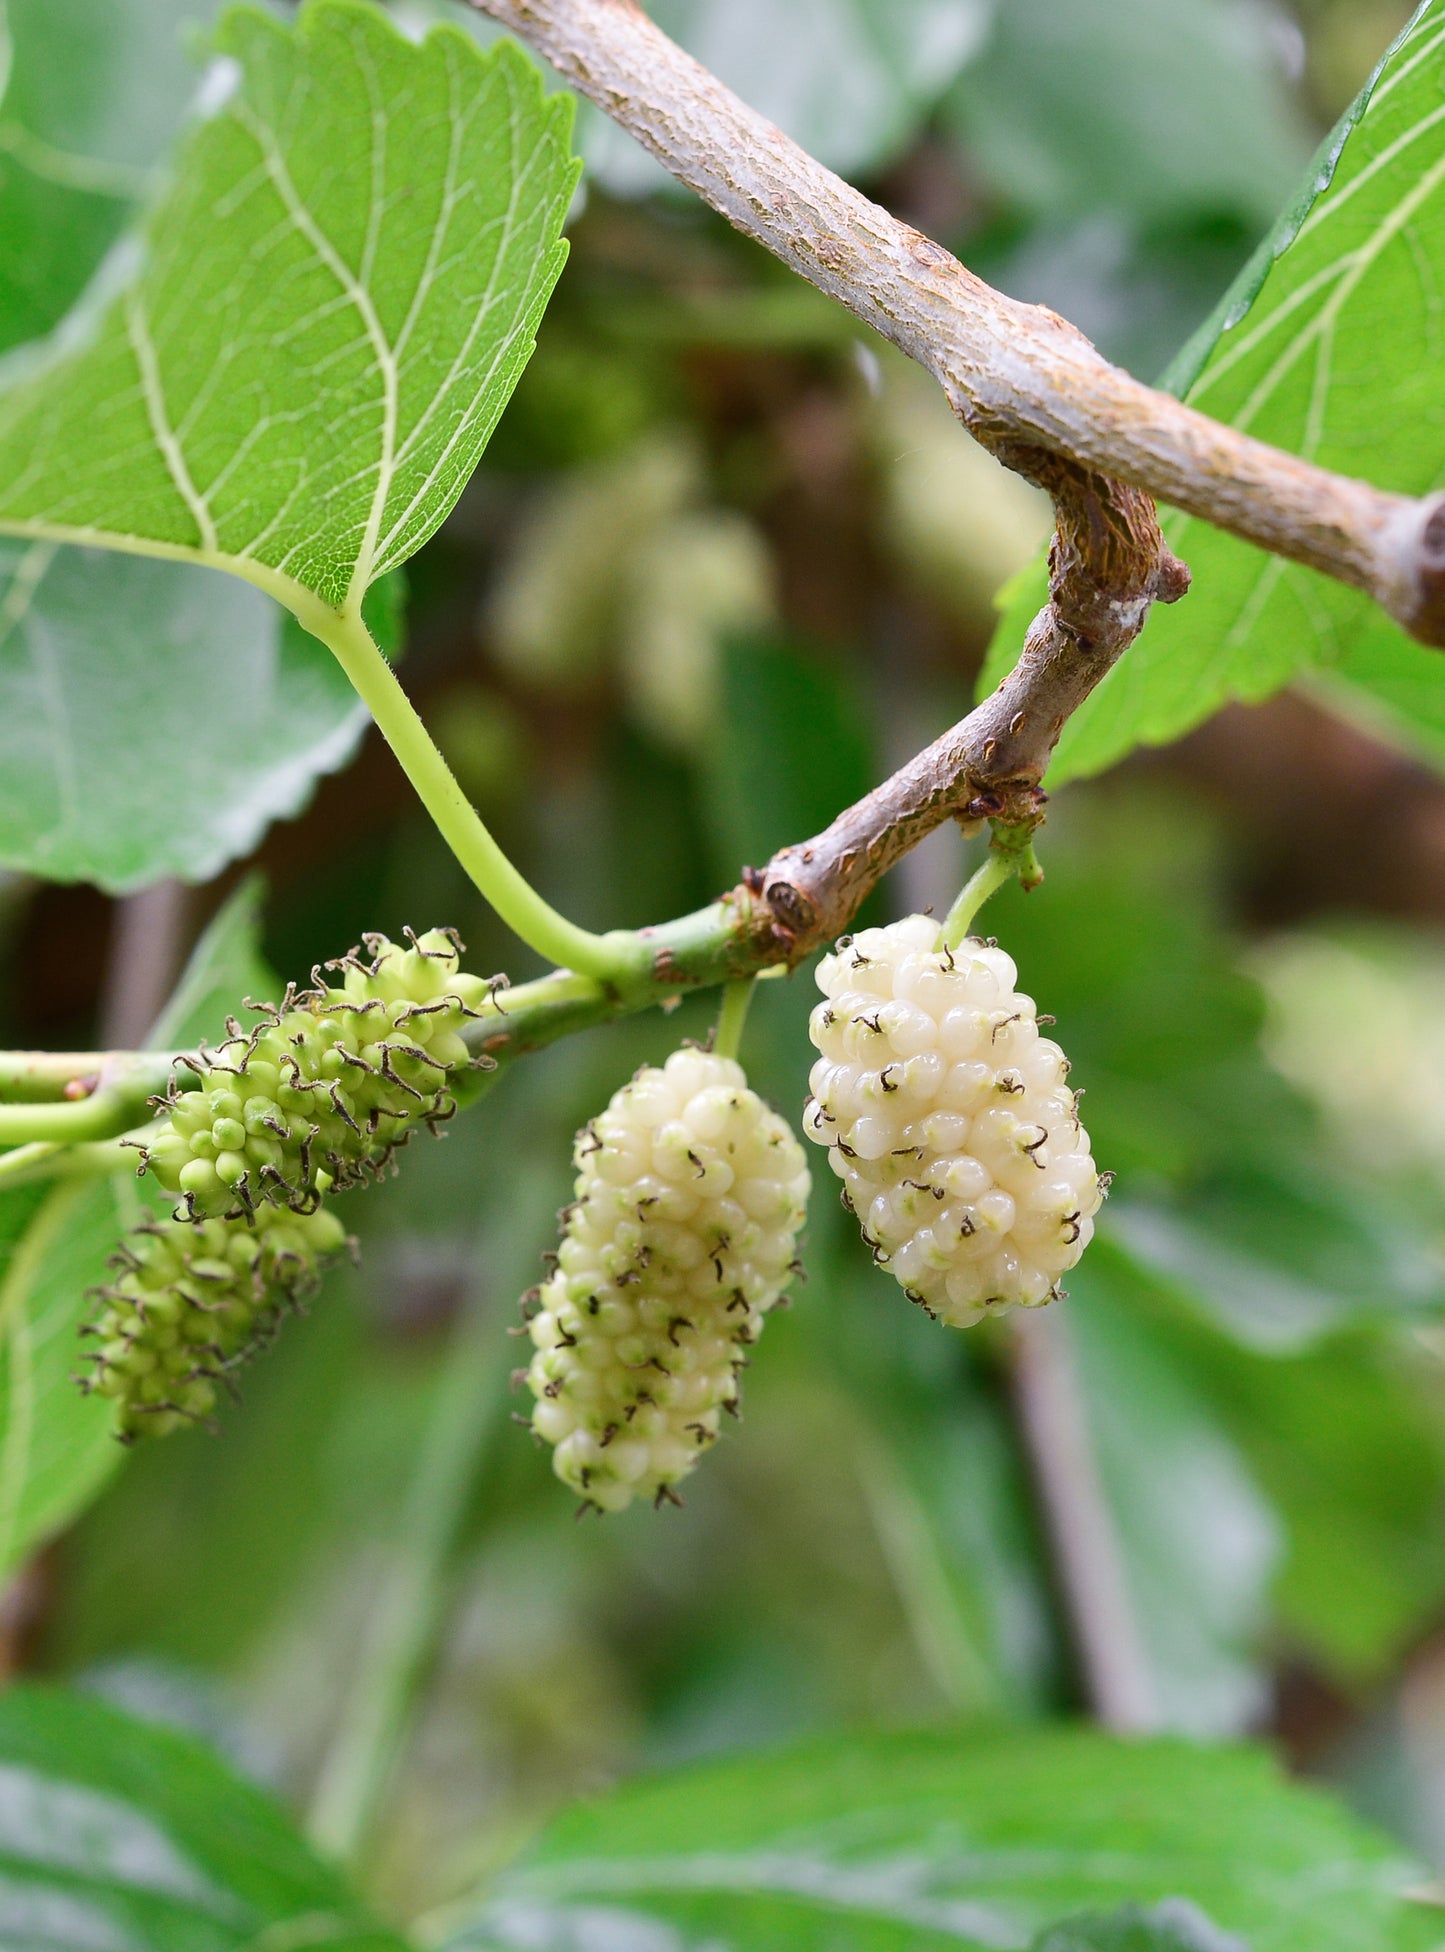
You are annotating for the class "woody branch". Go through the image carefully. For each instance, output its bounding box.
[457,0,1445,964]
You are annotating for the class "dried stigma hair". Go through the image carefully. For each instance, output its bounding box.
[140,930,499,1221]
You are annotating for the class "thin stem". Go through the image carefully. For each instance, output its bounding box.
[940,824,1044,949]
[306,1259,515,1865]
[0,1052,115,1103]
[303,603,631,983]
[851,1414,997,1715]
[940,853,1017,949]
[0,1092,144,1147]
[713,978,756,1062]
[1007,1306,1158,1733]
[0,1137,143,1192]
[99,880,190,1049]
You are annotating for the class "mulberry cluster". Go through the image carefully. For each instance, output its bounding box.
[524,1049,811,1512]
[81,1202,348,1441]
[804,914,1103,1327]
[140,929,495,1222]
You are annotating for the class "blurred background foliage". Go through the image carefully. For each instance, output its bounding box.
[4,0,1445,1926]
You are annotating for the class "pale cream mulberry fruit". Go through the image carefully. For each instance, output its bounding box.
[804,914,1103,1326]
[524,1049,811,1512]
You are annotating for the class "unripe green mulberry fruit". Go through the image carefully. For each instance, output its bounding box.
[804,914,1103,1326]
[80,1201,348,1441]
[140,930,496,1222]
[524,1049,811,1512]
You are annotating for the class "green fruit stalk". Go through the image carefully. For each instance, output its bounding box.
[81,1201,349,1441]
[140,930,495,1222]
[804,915,1104,1326]
[524,1049,811,1512]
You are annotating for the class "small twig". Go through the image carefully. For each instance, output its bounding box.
[98,880,190,1050]
[306,1256,517,1865]
[0,1051,117,1103]
[713,978,756,1062]
[0,1089,149,1148]
[1006,1307,1158,1733]
[0,1136,147,1192]
[468,0,1445,648]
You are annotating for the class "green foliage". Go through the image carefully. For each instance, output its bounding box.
[0,2,424,890]
[707,632,876,875]
[1066,1263,1279,1736]
[0,1684,406,1950]
[0,0,218,353]
[949,0,1311,231]
[0,543,383,889]
[0,1181,141,1585]
[447,1728,1435,1951]
[0,0,578,611]
[0,882,278,1582]
[1031,1907,1247,1952]
[984,797,1445,1349]
[1157,1311,1445,1686]
[980,1,1445,783]
[3,0,1445,1927]
[581,0,988,192]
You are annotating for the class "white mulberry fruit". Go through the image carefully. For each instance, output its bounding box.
[140,930,497,1222]
[80,1201,348,1441]
[524,1049,811,1512]
[804,914,1103,1326]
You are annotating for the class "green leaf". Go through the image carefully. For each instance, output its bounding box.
[981,794,1445,1347]
[0,880,276,1582]
[1067,1260,1280,1736]
[979,3,1445,783]
[1159,1312,1445,1687]
[0,1683,405,1950]
[948,0,1310,231]
[1106,1177,1444,1354]
[0,0,578,612]
[579,0,988,194]
[0,1179,135,1584]
[446,1728,1433,1951]
[703,632,877,880]
[0,540,381,890]
[1032,1905,1247,1952]
[0,0,221,353]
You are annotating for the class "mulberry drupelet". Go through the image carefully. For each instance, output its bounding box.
[139,929,497,1222]
[804,914,1103,1326]
[82,1200,348,1440]
[524,1048,811,1512]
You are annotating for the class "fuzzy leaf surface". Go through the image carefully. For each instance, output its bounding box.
[0,0,578,610]
[979,2,1445,781]
[446,1728,1433,1951]
[0,542,388,890]
[0,1684,404,1950]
